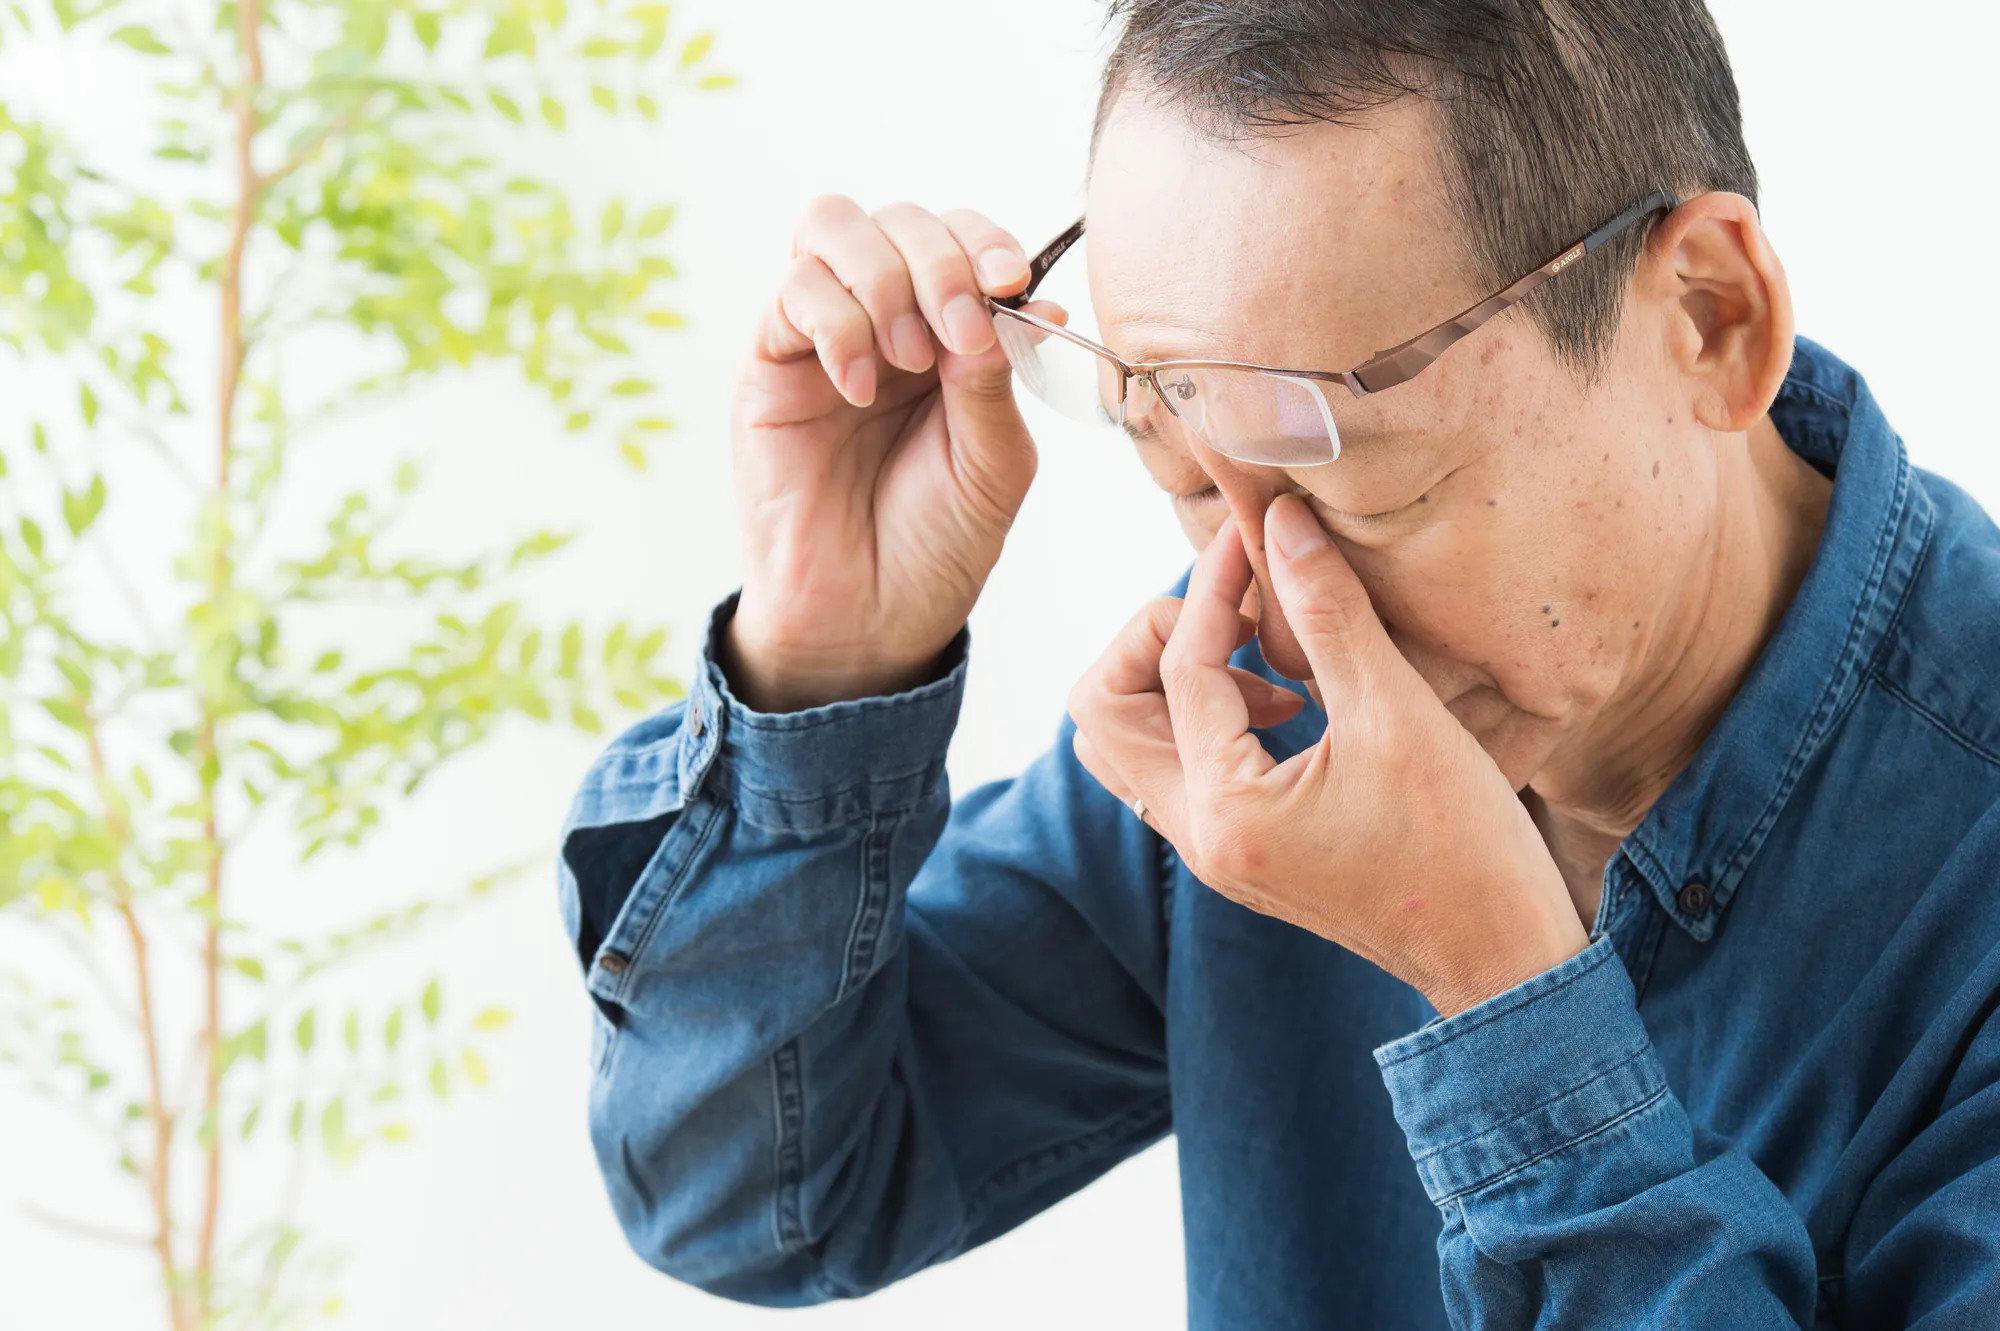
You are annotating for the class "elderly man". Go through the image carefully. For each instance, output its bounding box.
[558,2,2000,1325]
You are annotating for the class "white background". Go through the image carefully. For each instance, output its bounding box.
[2,2,1998,1328]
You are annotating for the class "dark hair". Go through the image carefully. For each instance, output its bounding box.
[1094,0,1759,376]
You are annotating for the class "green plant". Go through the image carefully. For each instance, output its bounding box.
[0,1,727,1325]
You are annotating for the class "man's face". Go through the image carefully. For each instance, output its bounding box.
[1087,97,1719,791]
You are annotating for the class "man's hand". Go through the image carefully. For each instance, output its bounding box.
[725,196,1048,713]
[1069,495,1589,1018]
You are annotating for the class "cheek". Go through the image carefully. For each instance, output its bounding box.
[1177,505,1224,549]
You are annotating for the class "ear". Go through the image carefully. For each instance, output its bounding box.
[1646,192,1795,434]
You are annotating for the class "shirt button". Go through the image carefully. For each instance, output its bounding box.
[597,950,631,975]
[1677,880,1711,916]
[688,699,706,738]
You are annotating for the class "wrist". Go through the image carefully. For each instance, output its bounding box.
[719,609,956,714]
[1399,861,1589,1018]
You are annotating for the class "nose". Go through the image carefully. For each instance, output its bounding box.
[1181,438,1318,683]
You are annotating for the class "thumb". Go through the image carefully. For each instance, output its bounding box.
[1263,494,1403,707]
[937,313,1038,517]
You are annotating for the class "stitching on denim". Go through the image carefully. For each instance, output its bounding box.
[838,813,897,1000]
[769,1041,808,1252]
[603,798,723,1001]
[723,757,950,809]
[1872,672,2000,770]
[1409,1041,1656,1165]
[959,1095,1173,1234]
[1435,1082,1673,1204]
[1376,947,1612,1068]
[1696,440,1917,935]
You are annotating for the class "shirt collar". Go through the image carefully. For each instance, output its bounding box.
[1617,337,1933,941]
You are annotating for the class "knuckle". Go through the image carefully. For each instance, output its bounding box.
[849,267,913,317]
[801,192,860,233]
[941,209,1018,252]
[1066,676,1100,729]
[871,200,932,229]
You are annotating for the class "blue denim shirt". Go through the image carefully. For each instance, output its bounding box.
[559,338,2000,1328]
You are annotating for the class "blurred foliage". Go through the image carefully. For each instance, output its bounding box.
[0,0,725,1326]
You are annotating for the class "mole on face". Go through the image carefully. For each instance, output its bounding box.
[1653,461,1661,479]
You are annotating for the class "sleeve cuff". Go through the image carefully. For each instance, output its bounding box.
[1372,937,1669,1205]
[682,593,970,830]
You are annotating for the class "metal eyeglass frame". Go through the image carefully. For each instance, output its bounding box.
[987,189,1683,448]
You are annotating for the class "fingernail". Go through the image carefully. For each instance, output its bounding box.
[976,248,1030,291]
[890,315,933,373]
[943,294,995,356]
[1267,494,1330,560]
[842,356,877,405]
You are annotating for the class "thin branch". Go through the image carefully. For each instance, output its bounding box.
[20,1200,155,1252]
[193,0,268,1317]
[256,92,380,192]
[81,714,182,1331]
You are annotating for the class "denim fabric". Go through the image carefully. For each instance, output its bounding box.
[559,338,2000,1328]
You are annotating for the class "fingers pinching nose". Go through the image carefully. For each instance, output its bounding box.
[1266,493,1332,561]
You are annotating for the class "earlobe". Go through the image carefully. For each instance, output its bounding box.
[1655,193,1794,434]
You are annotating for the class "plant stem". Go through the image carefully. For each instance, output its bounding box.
[82,716,185,1331]
[193,0,267,1321]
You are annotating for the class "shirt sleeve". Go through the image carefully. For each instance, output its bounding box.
[557,595,1173,1307]
[1374,937,1820,1328]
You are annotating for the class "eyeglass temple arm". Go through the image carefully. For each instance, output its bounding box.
[1347,189,1683,396]
[991,218,1087,311]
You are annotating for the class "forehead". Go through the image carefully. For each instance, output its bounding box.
[1083,95,1461,370]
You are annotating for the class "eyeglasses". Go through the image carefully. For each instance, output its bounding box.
[988,190,1681,467]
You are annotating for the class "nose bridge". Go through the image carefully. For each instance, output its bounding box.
[1191,436,1286,534]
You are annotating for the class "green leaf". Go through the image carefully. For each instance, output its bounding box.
[295,1008,317,1054]
[379,1122,412,1142]
[642,309,687,328]
[79,383,99,427]
[420,979,442,1026]
[20,518,44,560]
[343,1010,361,1054]
[600,200,625,244]
[618,440,647,471]
[462,1048,490,1087]
[228,957,265,982]
[109,24,170,54]
[413,12,440,49]
[540,95,566,130]
[384,1007,405,1051]
[609,378,650,396]
[428,1056,450,1099]
[698,73,739,90]
[590,84,618,113]
[321,1097,346,1152]
[490,90,523,124]
[634,93,660,120]
[62,475,106,537]
[287,1099,306,1142]
[56,657,92,694]
[239,1106,262,1141]
[472,1008,512,1033]
[679,32,713,67]
[636,205,676,238]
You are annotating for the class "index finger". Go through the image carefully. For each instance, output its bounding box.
[1158,520,1275,782]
